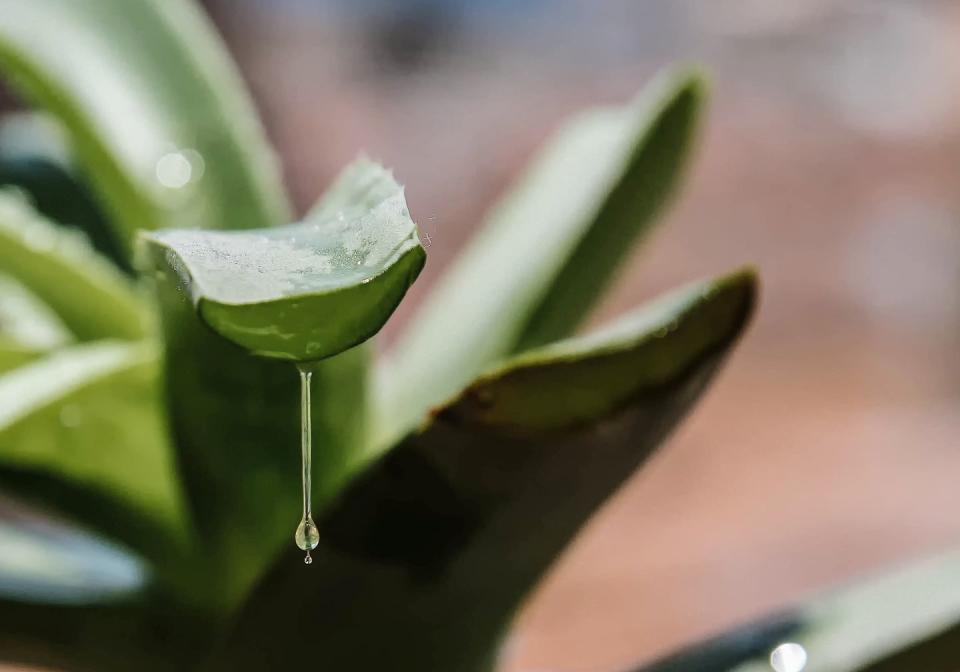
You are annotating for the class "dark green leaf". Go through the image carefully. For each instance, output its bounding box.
[210,269,755,672]
[0,0,291,250]
[0,191,147,340]
[378,69,705,447]
[140,159,425,361]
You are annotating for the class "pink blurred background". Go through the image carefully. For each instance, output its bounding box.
[10,0,960,670]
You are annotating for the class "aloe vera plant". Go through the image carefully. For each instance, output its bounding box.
[0,1,875,670]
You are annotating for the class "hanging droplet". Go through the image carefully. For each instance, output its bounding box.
[295,515,319,551]
[294,364,318,566]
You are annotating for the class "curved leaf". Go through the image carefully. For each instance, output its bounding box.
[141,161,422,609]
[0,191,147,340]
[0,0,291,250]
[140,159,425,361]
[210,269,755,672]
[378,69,705,447]
[0,340,188,562]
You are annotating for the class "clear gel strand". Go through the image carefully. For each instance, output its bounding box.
[294,364,319,564]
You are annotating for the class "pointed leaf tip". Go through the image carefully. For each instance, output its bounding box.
[379,68,712,444]
[441,267,756,435]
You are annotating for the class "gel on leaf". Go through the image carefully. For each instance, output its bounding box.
[140,159,425,361]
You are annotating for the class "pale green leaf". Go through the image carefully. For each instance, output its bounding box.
[378,69,705,449]
[0,191,147,340]
[0,0,291,250]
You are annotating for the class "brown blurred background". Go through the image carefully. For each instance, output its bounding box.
[204,0,960,670]
[12,0,960,670]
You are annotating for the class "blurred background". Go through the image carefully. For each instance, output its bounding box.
[8,0,960,670]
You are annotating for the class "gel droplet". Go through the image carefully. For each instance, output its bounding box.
[293,365,318,565]
[295,516,319,551]
[770,642,807,672]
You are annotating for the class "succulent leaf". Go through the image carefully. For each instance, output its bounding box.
[0,0,291,250]
[210,270,756,672]
[378,69,705,449]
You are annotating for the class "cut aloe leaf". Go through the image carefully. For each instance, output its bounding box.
[141,159,425,361]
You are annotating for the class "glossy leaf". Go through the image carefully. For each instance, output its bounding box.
[211,269,755,672]
[0,341,187,563]
[140,159,425,361]
[0,191,147,340]
[378,69,705,448]
[141,160,424,608]
[0,0,291,250]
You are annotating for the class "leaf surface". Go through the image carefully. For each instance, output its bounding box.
[141,159,425,361]
[141,161,423,607]
[378,70,705,448]
[210,269,755,672]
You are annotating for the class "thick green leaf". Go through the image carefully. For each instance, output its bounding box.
[0,191,147,340]
[141,160,423,608]
[140,159,425,361]
[378,69,705,448]
[725,548,960,672]
[210,269,755,672]
[0,0,291,250]
[0,341,188,565]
